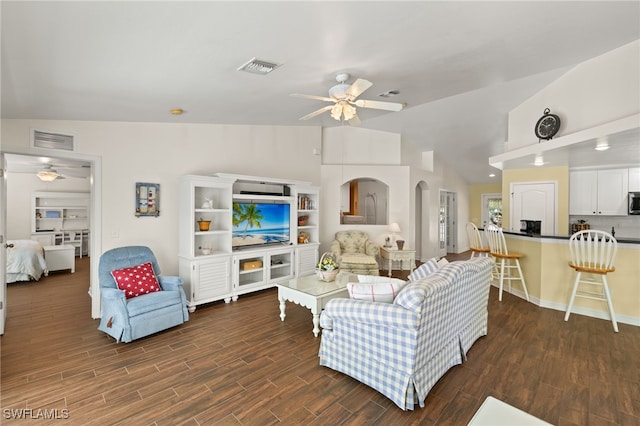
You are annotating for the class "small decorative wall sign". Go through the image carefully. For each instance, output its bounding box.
[135,182,160,217]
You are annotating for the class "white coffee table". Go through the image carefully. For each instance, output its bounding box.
[277,274,349,337]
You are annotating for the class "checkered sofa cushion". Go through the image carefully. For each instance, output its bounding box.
[319,257,494,410]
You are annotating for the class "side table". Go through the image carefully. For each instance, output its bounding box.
[379,246,416,277]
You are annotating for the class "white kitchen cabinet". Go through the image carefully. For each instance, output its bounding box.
[629,167,640,191]
[570,169,629,216]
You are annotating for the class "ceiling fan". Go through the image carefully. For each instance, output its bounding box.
[291,73,404,125]
[36,165,65,182]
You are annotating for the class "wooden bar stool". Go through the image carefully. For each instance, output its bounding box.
[565,230,618,332]
[466,222,490,258]
[485,225,530,302]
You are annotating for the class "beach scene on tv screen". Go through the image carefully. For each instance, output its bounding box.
[232,202,290,247]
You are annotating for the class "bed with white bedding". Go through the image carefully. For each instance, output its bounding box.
[6,240,47,283]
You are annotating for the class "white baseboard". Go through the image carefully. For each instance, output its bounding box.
[491,282,640,327]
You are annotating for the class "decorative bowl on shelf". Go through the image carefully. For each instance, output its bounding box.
[298,215,309,226]
[197,219,212,231]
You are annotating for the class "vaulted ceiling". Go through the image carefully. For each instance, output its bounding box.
[2,1,638,183]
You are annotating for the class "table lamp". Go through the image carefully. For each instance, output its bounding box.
[389,222,401,245]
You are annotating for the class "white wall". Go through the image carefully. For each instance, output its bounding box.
[2,119,322,273]
[508,40,640,148]
[322,126,401,165]
[7,172,90,240]
[321,126,472,261]
[320,164,411,254]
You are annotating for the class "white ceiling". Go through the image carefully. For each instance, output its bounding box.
[2,1,639,184]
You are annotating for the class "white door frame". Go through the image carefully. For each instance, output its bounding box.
[1,148,103,320]
[0,154,7,334]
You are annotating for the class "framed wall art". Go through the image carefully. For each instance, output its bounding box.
[135,182,160,217]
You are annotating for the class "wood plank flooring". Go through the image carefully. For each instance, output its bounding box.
[2,254,639,425]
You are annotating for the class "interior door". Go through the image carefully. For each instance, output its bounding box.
[510,182,557,234]
[1,153,7,334]
[481,193,502,228]
[438,191,447,257]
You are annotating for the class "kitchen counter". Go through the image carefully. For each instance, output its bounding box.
[491,232,640,327]
[499,230,640,245]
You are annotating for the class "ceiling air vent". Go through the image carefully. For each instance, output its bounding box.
[237,57,281,75]
[31,129,75,151]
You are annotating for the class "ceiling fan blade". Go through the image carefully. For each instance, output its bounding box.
[354,99,404,112]
[299,105,333,120]
[346,79,373,98]
[58,168,89,178]
[290,93,335,103]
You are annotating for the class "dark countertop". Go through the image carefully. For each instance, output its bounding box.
[500,230,640,245]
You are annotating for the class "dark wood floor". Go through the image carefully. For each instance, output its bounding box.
[2,254,639,425]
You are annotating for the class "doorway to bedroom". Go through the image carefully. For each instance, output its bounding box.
[1,150,102,333]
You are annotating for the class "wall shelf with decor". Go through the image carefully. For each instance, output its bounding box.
[178,174,320,312]
[31,191,90,256]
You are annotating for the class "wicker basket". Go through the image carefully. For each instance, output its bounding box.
[315,252,339,282]
[316,268,339,282]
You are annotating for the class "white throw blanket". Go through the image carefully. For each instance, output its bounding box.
[7,240,47,283]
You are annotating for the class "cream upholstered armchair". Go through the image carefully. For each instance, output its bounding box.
[330,230,379,276]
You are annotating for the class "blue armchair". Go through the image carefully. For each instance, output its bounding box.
[97,246,189,343]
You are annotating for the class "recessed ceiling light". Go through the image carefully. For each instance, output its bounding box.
[595,137,610,151]
[534,154,544,166]
[170,108,184,115]
[489,173,496,177]
[237,57,281,75]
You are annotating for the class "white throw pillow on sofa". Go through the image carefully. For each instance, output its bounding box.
[347,277,407,303]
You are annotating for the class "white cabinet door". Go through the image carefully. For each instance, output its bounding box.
[629,167,640,192]
[597,168,629,215]
[179,256,232,312]
[569,171,598,215]
[195,257,232,302]
[570,169,629,216]
[296,244,319,277]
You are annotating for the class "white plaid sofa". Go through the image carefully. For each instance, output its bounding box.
[318,257,494,410]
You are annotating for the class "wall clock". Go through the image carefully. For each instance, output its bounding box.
[534,108,561,141]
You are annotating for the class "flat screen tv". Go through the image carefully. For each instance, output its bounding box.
[232,202,290,249]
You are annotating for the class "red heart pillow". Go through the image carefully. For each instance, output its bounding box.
[111,262,161,299]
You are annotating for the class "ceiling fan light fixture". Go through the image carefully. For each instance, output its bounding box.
[330,103,343,120]
[342,103,356,120]
[37,170,60,182]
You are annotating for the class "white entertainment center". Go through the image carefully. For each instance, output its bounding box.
[178,174,320,312]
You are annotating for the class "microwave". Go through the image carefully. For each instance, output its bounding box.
[520,220,541,234]
[630,192,640,215]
